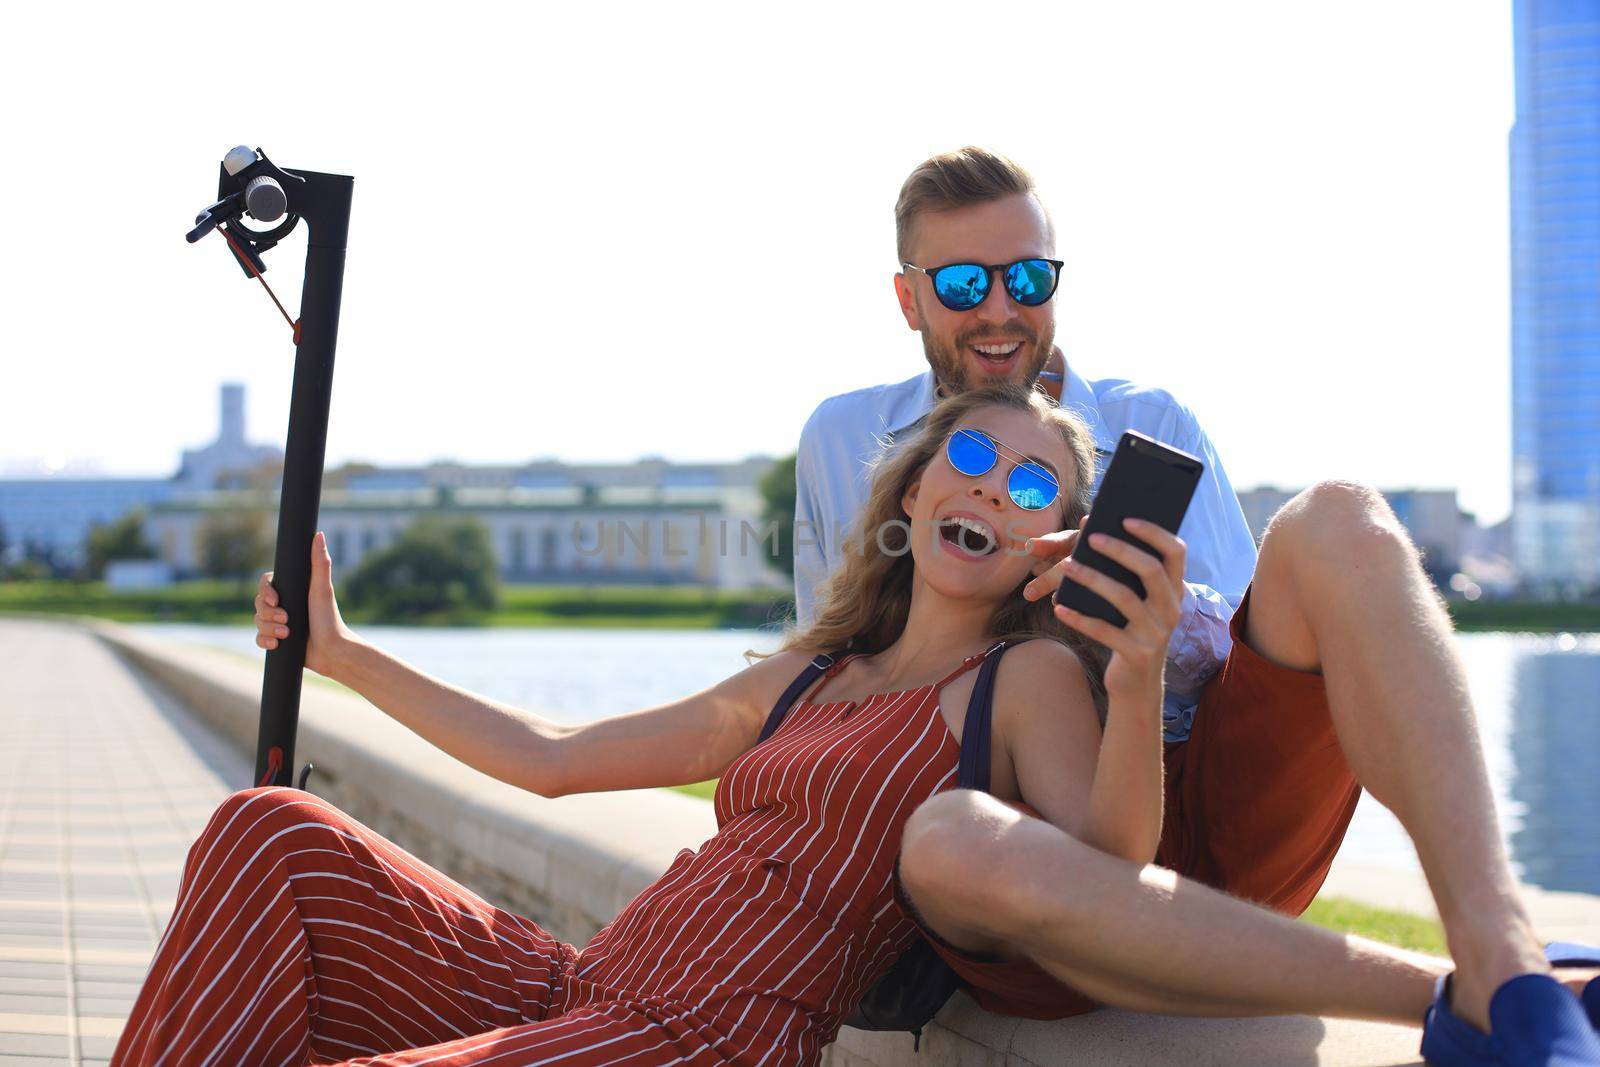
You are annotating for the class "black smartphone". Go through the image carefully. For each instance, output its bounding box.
[1053,430,1205,627]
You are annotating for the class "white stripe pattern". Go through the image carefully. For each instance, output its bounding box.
[112,646,998,1066]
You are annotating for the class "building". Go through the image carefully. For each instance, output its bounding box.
[4,383,790,591]
[174,383,283,492]
[0,383,281,571]
[1237,486,1468,583]
[1510,0,1600,593]
[0,477,178,571]
[144,457,788,590]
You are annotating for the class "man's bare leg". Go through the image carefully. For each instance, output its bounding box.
[1238,481,1566,1029]
[899,789,1449,1023]
[904,481,1595,1028]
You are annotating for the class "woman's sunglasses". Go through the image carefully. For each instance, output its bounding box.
[901,258,1064,312]
[945,428,1060,510]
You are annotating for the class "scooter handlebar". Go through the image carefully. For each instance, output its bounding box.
[186,190,246,243]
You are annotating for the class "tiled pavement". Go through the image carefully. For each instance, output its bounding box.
[0,617,248,1066]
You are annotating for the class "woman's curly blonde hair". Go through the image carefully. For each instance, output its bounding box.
[757,381,1108,720]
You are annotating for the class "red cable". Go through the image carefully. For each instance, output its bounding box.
[258,746,283,788]
[216,224,302,345]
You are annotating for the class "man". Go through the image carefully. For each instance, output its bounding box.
[792,147,1256,746]
[794,147,1599,1063]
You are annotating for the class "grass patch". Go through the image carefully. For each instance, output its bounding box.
[0,578,262,623]
[668,780,718,801]
[9,579,1600,635]
[0,580,795,631]
[1447,598,1600,633]
[1300,895,1447,954]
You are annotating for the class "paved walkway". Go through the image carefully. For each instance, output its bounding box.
[0,617,248,1066]
[2,614,1597,1066]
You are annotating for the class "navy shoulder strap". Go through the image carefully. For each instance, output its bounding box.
[758,649,852,744]
[956,641,1010,792]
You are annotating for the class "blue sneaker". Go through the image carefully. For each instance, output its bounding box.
[1545,943,1600,1032]
[1420,970,1600,1066]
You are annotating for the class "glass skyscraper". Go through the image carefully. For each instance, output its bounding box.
[1511,0,1600,591]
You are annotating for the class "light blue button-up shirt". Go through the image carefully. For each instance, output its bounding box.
[792,365,1258,743]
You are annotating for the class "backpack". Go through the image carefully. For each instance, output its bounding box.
[756,641,1012,1053]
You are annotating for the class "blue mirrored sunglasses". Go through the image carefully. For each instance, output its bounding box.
[901,258,1064,312]
[945,428,1059,510]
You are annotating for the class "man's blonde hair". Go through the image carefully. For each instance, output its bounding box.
[894,147,1054,263]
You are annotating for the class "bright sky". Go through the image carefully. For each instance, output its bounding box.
[1,1,1515,521]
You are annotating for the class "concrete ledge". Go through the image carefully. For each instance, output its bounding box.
[86,618,1434,1066]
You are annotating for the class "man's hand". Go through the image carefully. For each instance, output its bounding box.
[1020,527,1081,602]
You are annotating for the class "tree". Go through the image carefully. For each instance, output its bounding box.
[758,452,798,578]
[0,519,15,582]
[84,508,157,580]
[21,540,68,581]
[344,514,500,623]
[243,458,285,492]
[198,510,274,581]
[6,556,52,582]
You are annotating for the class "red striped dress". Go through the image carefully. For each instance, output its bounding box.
[110,646,996,1067]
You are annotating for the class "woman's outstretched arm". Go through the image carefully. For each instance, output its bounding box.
[331,638,811,798]
[253,531,811,798]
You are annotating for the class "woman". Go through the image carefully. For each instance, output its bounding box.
[113,380,1145,1066]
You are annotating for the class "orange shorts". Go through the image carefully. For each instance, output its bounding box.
[894,582,1364,1019]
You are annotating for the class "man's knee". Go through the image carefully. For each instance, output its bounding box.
[899,790,1053,948]
[1253,483,1402,641]
[1247,481,1437,671]
[1261,480,1419,578]
[902,791,984,910]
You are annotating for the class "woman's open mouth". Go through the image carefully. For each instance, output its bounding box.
[936,516,998,561]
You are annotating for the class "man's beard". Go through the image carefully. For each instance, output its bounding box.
[920,318,1054,396]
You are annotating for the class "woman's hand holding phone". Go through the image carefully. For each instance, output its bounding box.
[1048,519,1186,865]
[1030,519,1187,703]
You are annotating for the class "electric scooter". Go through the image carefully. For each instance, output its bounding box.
[186,145,353,790]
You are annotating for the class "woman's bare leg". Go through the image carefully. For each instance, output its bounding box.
[901,789,1449,1025]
